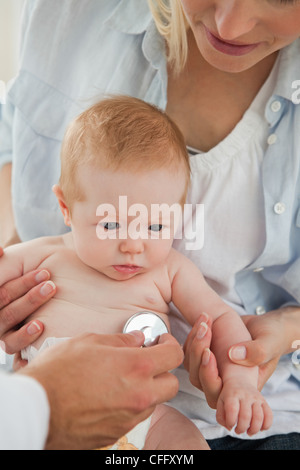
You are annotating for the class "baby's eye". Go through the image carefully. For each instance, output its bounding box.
[101,222,120,230]
[148,224,163,232]
[270,0,299,5]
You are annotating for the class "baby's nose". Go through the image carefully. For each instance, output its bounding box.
[119,237,144,254]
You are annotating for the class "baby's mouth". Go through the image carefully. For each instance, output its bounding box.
[113,265,142,274]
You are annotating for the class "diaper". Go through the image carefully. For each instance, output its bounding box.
[21,337,151,450]
[100,417,152,450]
[21,337,71,362]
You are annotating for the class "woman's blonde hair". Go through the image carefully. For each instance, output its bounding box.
[147,0,189,75]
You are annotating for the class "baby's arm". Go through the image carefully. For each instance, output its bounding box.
[210,312,272,435]
[0,237,56,287]
[169,250,272,434]
[0,244,29,287]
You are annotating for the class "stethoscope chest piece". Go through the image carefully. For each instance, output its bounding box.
[123,311,169,347]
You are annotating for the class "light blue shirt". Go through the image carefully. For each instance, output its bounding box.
[0,0,300,438]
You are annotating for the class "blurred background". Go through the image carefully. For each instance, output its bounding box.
[0,0,25,84]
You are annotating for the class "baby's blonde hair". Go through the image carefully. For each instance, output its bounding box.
[147,0,189,75]
[59,95,190,208]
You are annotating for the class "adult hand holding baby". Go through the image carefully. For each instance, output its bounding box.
[184,310,294,408]
[0,246,56,360]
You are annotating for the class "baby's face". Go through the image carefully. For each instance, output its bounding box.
[69,165,187,280]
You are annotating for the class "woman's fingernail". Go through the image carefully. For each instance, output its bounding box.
[197,322,208,339]
[201,312,209,322]
[202,348,211,366]
[35,270,50,283]
[229,345,247,361]
[27,321,42,335]
[40,281,56,296]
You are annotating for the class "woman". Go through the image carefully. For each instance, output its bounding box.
[0,0,300,449]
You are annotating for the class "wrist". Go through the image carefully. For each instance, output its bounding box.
[222,372,258,392]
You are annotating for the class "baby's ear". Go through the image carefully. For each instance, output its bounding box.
[52,184,71,227]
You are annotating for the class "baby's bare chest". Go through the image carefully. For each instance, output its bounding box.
[29,249,171,343]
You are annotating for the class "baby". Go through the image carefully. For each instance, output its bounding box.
[1,96,272,449]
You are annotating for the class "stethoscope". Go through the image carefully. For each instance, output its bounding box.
[123,311,169,347]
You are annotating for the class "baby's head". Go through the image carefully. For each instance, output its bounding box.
[58,95,190,209]
[54,95,190,279]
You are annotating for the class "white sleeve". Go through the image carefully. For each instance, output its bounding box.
[0,371,50,450]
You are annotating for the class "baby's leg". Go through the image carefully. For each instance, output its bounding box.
[144,404,210,450]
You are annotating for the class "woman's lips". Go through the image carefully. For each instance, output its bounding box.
[204,26,260,56]
[113,265,141,274]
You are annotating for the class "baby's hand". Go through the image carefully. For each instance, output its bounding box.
[216,378,273,435]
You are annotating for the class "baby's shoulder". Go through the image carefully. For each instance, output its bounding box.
[166,248,202,282]
[24,234,66,252]
[15,234,69,273]
[4,234,64,256]
[166,247,189,267]
[165,248,191,279]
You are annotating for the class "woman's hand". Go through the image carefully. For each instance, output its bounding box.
[228,307,300,390]
[184,307,300,407]
[183,313,222,408]
[0,246,56,355]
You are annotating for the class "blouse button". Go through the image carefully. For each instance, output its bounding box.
[253,267,264,273]
[271,100,282,113]
[256,306,266,315]
[274,202,286,215]
[267,133,277,145]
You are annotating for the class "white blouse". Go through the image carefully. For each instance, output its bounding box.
[174,58,279,316]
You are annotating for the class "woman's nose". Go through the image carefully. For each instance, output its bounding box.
[214,0,259,41]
